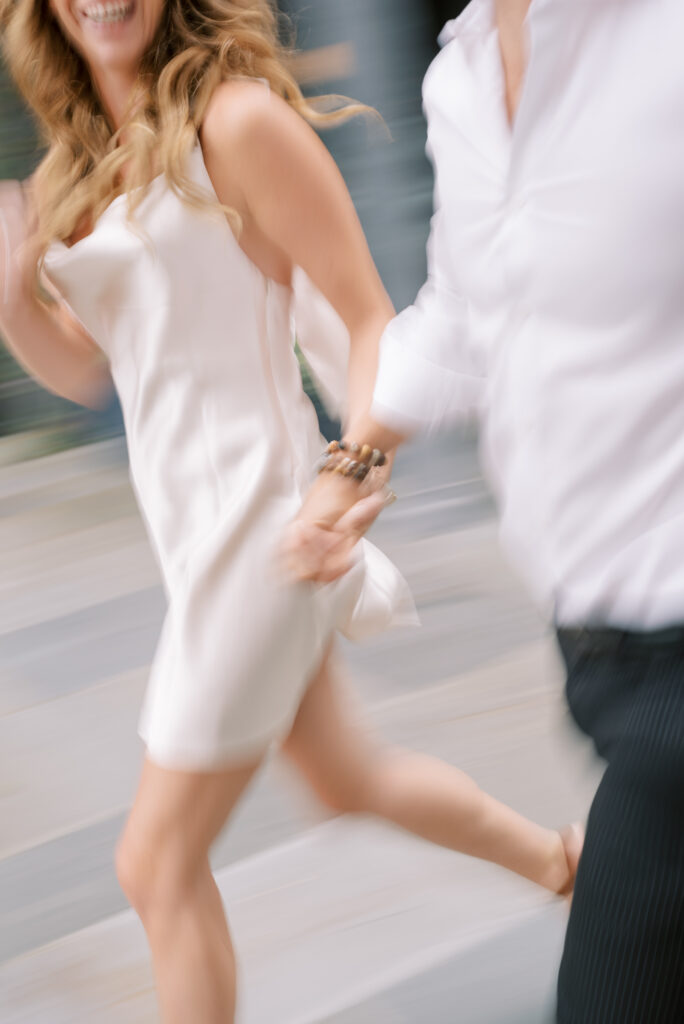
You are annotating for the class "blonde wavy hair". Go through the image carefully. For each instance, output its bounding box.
[0,0,366,263]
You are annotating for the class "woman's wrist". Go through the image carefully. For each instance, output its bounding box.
[342,414,407,458]
[316,438,388,483]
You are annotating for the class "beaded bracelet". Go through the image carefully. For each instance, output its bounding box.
[332,439,388,466]
[315,439,388,483]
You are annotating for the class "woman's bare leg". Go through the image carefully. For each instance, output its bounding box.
[282,653,579,893]
[116,755,262,1024]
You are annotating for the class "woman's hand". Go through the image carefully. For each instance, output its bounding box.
[0,179,37,328]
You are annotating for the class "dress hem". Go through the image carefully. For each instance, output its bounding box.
[139,715,292,773]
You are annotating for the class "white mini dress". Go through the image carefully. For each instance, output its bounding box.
[44,140,415,770]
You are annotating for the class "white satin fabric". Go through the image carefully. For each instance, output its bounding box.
[44,141,415,769]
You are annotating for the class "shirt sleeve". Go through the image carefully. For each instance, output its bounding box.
[371,65,485,436]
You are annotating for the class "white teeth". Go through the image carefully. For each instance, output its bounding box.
[83,1,133,24]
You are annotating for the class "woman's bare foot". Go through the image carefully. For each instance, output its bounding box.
[555,823,584,899]
[539,823,584,897]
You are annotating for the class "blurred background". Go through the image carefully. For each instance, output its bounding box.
[0,4,600,1023]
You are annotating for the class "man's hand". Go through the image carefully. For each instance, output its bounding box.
[283,487,393,582]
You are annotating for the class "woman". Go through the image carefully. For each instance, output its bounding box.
[0,2,580,1020]
[291,1,684,1022]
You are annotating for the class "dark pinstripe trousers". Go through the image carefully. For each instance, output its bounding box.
[555,627,684,1023]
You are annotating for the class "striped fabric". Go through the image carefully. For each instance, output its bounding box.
[556,628,684,1023]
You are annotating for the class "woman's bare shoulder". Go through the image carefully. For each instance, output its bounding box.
[201,78,306,165]
[199,77,326,231]
[200,78,318,181]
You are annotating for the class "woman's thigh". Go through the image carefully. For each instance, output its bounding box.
[281,651,382,814]
[119,754,263,882]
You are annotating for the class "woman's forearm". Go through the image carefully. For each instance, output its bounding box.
[1,297,112,409]
[0,180,112,410]
[295,312,409,535]
[344,310,408,454]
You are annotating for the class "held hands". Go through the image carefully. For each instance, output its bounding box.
[282,462,396,583]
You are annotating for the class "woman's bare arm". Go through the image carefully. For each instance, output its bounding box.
[200,81,406,534]
[0,181,112,409]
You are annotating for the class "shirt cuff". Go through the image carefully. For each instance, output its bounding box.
[371,326,484,436]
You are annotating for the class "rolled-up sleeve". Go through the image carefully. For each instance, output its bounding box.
[371,62,485,436]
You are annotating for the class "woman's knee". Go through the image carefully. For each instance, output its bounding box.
[115,829,153,914]
[115,825,195,920]
[315,775,371,816]
[310,750,397,818]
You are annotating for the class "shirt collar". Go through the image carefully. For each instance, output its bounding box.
[438,0,492,48]
[438,0,591,49]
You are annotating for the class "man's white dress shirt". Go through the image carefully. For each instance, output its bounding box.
[372,0,684,629]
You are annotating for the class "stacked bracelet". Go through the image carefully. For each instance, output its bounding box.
[315,439,388,482]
